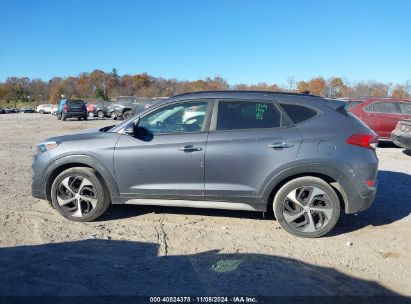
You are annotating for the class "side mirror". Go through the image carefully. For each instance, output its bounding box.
[124,122,153,141]
[135,125,153,140]
[123,122,136,135]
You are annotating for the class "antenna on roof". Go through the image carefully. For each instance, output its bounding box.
[302,90,310,95]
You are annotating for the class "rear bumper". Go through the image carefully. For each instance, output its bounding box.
[64,111,87,118]
[341,178,378,214]
[391,131,411,150]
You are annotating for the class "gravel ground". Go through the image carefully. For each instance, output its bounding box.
[0,113,410,297]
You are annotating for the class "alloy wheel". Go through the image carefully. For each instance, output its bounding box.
[282,186,333,233]
[56,176,98,217]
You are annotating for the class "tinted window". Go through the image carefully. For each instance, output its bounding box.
[68,100,85,106]
[399,102,411,114]
[371,102,398,113]
[280,103,317,124]
[217,101,281,130]
[346,101,363,109]
[139,101,208,134]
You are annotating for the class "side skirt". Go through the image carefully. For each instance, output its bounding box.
[122,198,265,212]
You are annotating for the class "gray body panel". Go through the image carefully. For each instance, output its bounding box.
[32,91,379,215]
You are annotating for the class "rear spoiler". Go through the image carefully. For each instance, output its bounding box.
[325,99,348,115]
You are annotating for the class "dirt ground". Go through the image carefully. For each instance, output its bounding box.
[0,113,410,297]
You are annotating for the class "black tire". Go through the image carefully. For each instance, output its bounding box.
[110,111,118,120]
[123,110,133,120]
[62,113,67,121]
[78,117,81,121]
[39,110,44,114]
[50,167,111,222]
[84,116,88,121]
[57,113,61,120]
[273,176,340,238]
[97,110,105,118]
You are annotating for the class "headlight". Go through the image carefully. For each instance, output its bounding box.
[36,141,58,154]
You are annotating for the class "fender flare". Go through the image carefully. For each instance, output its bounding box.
[42,154,119,200]
[261,162,351,211]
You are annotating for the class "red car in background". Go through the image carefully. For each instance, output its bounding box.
[347,97,411,140]
[86,103,96,117]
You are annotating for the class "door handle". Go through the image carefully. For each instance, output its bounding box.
[179,145,203,152]
[267,142,294,149]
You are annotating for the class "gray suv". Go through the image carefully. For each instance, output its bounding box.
[32,91,379,237]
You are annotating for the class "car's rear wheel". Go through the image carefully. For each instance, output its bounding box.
[97,110,105,118]
[51,167,111,222]
[273,176,340,238]
[57,113,61,120]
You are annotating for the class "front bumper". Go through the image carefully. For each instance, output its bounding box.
[391,131,411,150]
[31,154,47,200]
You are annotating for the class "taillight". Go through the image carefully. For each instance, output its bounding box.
[346,133,378,149]
[63,104,68,111]
[365,179,376,187]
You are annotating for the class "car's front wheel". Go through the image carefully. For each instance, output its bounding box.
[123,110,133,120]
[50,167,111,222]
[97,110,105,118]
[273,176,340,238]
[110,111,118,120]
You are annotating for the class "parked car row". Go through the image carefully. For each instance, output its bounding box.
[0,107,20,113]
[82,97,169,120]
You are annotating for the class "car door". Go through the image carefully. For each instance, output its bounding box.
[114,100,212,198]
[204,99,302,204]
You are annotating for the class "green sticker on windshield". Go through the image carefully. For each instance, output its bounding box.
[256,103,268,120]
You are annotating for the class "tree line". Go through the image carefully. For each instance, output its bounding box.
[0,68,409,104]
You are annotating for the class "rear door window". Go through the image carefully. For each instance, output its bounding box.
[370,102,398,114]
[279,103,318,124]
[399,103,411,114]
[216,100,282,130]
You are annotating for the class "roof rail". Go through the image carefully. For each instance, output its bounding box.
[171,90,320,98]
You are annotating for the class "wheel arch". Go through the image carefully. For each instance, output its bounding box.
[263,165,349,213]
[43,155,119,202]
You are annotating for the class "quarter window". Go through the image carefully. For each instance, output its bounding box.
[279,103,317,124]
[139,101,208,134]
[216,101,282,130]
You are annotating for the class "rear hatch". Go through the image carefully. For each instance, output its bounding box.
[68,100,86,112]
